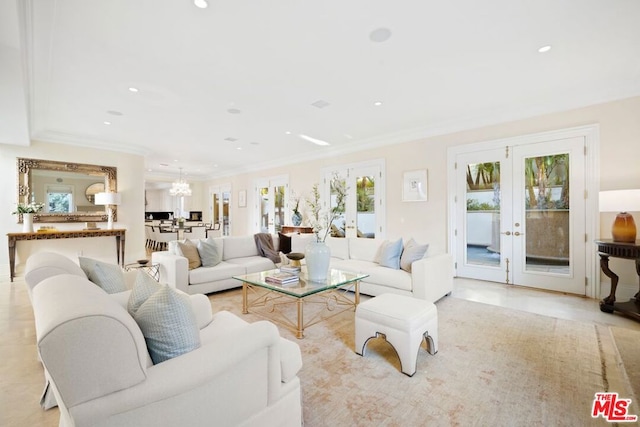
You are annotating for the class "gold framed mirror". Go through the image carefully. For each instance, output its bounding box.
[16,158,117,223]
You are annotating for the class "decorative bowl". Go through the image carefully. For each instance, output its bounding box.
[137,259,149,265]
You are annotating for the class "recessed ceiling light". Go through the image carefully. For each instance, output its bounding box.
[103,121,111,125]
[107,110,123,116]
[236,147,242,150]
[538,45,552,53]
[311,100,330,109]
[369,28,392,43]
[160,163,169,167]
[299,134,330,146]
[128,87,139,92]
[285,131,292,135]
[227,108,242,114]
[374,101,383,106]
[173,159,179,162]
[147,169,153,172]
[194,0,208,8]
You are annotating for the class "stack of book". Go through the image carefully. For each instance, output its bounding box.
[280,265,301,274]
[265,271,299,286]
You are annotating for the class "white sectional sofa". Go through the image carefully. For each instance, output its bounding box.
[25,252,303,427]
[153,234,453,304]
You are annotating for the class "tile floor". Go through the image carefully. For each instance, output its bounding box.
[1,275,639,426]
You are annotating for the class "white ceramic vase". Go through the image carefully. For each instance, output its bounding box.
[305,241,331,283]
[22,213,34,233]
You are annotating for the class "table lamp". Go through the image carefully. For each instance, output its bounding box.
[95,192,122,230]
[599,189,640,243]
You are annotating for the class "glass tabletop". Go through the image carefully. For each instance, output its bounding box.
[233,268,368,298]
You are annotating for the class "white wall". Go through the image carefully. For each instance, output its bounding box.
[0,140,146,278]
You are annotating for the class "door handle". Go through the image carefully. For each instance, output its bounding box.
[514,231,524,236]
[501,231,511,236]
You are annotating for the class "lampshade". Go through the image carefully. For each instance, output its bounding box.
[94,192,122,205]
[599,189,640,243]
[599,189,640,213]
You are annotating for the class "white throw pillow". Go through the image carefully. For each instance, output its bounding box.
[134,284,201,364]
[400,238,429,273]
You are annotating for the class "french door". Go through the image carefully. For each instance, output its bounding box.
[321,160,385,239]
[210,184,231,236]
[256,175,288,234]
[454,137,587,294]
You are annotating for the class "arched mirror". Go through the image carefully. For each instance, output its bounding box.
[85,182,105,204]
[16,158,117,223]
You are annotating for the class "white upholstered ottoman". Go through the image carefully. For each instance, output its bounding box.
[355,293,438,376]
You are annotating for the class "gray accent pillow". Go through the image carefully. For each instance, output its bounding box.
[128,270,162,315]
[377,238,404,270]
[79,257,127,294]
[133,284,201,364]
[400,238,429,273]
[197,239,222,267]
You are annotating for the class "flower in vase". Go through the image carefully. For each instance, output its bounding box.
[11,202,45,215]
[305,174,347,242]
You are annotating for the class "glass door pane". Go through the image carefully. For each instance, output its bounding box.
[465,162,501,267]
[221,190,230,236]
[212,193,220,224]
[259,186,269,233]
[274,185,285,233]
[522,154,570,274]
[355,174,376,238]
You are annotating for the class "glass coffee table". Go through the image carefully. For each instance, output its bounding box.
[233,268,368,339]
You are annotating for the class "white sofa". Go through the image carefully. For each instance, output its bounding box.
[154,234,453,304]
[152,235,277,295]
[26,252,303,427]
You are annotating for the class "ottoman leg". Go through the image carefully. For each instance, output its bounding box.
[395,331,423,377]
[424,316,438,355]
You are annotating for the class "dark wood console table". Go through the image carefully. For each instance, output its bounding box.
[7,228,126,282]
[595,239,640,322]
[281,226,314,234]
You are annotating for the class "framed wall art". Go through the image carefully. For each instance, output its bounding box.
[402,169,428,202]
[238,190,247,208]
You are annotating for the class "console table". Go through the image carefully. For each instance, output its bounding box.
[595,239,640,322]
[7,228,126,282]
[281,226,314,234]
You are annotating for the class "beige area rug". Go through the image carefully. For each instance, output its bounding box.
[213,290,637,426]
[611,326,640,403]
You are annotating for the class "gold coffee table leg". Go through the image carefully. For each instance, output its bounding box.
[242,282,248,314]
[296,298,304,339]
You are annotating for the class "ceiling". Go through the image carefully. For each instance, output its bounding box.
[3,0,640,181]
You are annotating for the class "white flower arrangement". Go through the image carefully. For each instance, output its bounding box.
[306,174,347,242]
[11,202,45,215]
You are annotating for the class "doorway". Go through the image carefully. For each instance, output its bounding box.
[210,184,231,236]
[321,160,385,239]
[448,126,599,296]
[256,175,289,234]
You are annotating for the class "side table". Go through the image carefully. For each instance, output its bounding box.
[595,239,640,322]
[124,262,160,282]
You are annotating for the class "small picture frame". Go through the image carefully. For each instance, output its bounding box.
[402,170,428,202]
[238,190,247,208]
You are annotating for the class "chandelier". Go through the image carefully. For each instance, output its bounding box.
[169,168,192,197]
